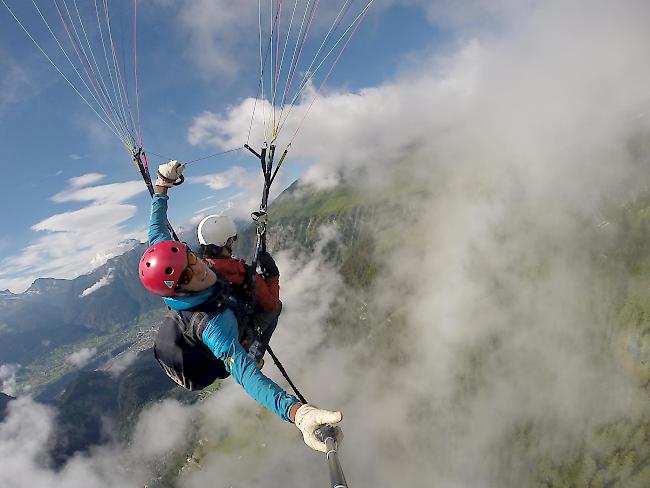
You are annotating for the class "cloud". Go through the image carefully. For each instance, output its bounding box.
[0,364,19,396]
[174,0,387,79]
[270,226,345,354]
[177,1,650,486]
[0,62,38,110]
[190,166,252,191]
[192,205,219,216]
[52,181,144,205]
[130,400,194,460]
[66,348,97,368]
[80,269,114,297]
[0,396,195,487]
[175,1,257,77]
[67,173,105,188]
[0,397,56,487]
[0,177,146,293]
[106,351,138,377]
[188,166,282,220]
[186,0,650,197]
[178,230,345,486]
[185,42,480,188]
[391,0,537,30]
[32,205,136,234]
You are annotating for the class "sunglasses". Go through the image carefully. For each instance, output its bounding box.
[178,250,198,286]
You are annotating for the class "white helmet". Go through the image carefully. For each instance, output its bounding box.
[197,214,237,247]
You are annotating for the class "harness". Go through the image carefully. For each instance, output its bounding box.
[153,271,259,391]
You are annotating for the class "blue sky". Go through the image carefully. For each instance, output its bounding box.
[0,0,446,292]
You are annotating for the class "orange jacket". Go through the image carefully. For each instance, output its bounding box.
[205,258,279,312]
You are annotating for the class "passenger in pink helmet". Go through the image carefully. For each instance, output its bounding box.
[138,160,342,453]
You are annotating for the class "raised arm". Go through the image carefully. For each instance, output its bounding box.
[147,161,185,246]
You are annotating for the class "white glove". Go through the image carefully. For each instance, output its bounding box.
[155,160,186,187]
[294,404,343,453]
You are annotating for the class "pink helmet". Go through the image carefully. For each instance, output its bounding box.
[139,240,189,296]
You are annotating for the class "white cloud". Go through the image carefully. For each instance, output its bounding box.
[271,226,344,353]
[179,2,650,486]
[66,173,106,188]
[0,62,37,110]
[190,166,252,191]
[0,177,146,293]
[130,400,194,460]
[66,348,97,368]
[173,1,257,77]
[80,269,114,297]
[0,397,56,487]
[174,0,387,79]
[0,364,19,396]
[0,396,187,487]
[106,351,138,377]
[188,166,280,220]
[76,116,114,148]
[52,181,144,205]
[192,205,218,216]
[32,205,136,234]
[186,45,477,188]
[186,0,650,198]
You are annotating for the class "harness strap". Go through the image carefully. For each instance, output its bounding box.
[266,344,308,404]
[182,304,256,349]
[188,310,210,342]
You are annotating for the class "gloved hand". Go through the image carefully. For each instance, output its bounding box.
[155,160,186,187]
[258,251,279,278]
[294,404,343,453]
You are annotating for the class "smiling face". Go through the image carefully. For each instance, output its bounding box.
[176,257,218,294]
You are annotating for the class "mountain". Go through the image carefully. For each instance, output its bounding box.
[0,296,92,364]
[22,243,162,332]
[0,243,167,387]
[238,180,397,288]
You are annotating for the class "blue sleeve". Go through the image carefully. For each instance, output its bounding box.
[148,193,172,245]
[201,308,298,422]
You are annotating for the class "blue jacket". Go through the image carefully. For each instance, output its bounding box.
[148,193,298,422]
